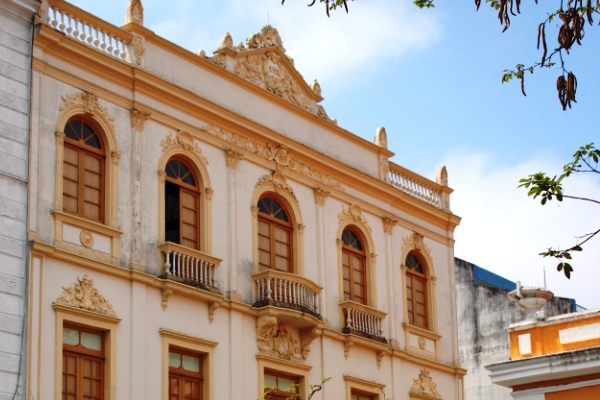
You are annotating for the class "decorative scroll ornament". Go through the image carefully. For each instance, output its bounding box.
[338,204,372,232]
[300,327,322,359]
[375,126,388,150]
[131,108,150,131]
[256,316,303,360]
[125,0,144,25]
[256,172,296,200]
[56,275,115,316]
[401,232,432,260]
[410,369,441,398]
[317,105,336,124]
[59,91,115,133]
[310,79,322,96]
[314,188,330,207]
[225,149,244,170]
[132,36,145,65]
[382,216,397,235]
[380,156,390,182]
[160,131,208,165]
[246,25,285,51]
[201,123,343,191]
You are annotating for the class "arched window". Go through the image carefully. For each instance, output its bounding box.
[165,157,201,250]
[257,195,293,273]
[62,118,105,222]
[342,227,367,304]
[405,252,428,329]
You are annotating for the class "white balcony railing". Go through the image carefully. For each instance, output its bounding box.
[340,301,386,339]
[253,270,322,315]
[47,2,131,63]
[388,164,446,209]
[159,242,221,290]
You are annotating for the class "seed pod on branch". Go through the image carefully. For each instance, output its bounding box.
[475,0,481,11]
[557,75,568,110]
[537,23,548,64]
[566,71,577,108]
[586,0,594,25]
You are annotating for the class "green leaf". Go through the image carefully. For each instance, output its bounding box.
[573,246,583,251]
[557,262,563,271]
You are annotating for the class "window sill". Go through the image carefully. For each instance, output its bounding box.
[402,323,441,362]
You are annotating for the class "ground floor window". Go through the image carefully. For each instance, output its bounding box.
[168,347,204,400]
[351,390,376,400]
[62,325,105,400]
[264,370,299,400]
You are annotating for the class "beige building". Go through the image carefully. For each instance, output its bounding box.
[25,1,464,400]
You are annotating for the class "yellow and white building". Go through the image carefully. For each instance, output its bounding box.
[24,1,465,399]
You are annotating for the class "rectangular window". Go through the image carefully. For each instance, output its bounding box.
[169,347,204,400]
[264,370,299,400]
[352,390,376,400]
[62,325,105,400]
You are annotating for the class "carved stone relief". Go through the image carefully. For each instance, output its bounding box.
[410,369,441,398]
[256,172,296,200]
[219,32,234,49]
[201,123,343,191]
[256,316,321,361]
[380,155,390,182]
[131,108,150,131]
[56,275,115,316]
[160,131,208,166]
[132,35,145,65]
[375,126,388,150]
[59,91,115,133]
[436,165,448,186]
[314,188,330,207]
[401,232,432,262]
[338,204,372,232]
[125,0,143,25]
[382,216,397,235]
[225,149,244,170]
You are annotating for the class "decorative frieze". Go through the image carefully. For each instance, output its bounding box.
[56,275,115,316]
[410,369,441,398]
[202,123,343,191]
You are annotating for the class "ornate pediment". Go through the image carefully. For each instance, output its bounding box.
[410,369,441,398]
[56,275,115,316]
[200,26,336,122]
[256,315,321,361]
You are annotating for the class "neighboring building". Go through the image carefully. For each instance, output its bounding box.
[487,308,600,399]
[0,1,40,399]
[455,259,574,400]
[24,1,466,400]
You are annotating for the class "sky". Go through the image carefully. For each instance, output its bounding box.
[68,0,599,309]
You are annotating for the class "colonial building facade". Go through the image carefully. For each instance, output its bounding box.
[25,1,464,400]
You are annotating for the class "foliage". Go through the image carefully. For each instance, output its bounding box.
[261,377,331,400]
[518,143,600,278]
[285,0,600,110]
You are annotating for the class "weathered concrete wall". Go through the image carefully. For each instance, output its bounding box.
[455,258,574,400]
[0,1,39,399]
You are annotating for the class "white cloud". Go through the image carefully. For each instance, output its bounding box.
[443,149,600,309]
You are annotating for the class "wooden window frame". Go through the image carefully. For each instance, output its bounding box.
[263,369,300,400]
[405,252,429,330]
[257,195,294,273]
[341,227,368,305]
[168,346,204,400]
[344,375,384,400]
[256,354,311,400]
[62,118,106,223]
[62,324,105,400]
[165,157,202,250]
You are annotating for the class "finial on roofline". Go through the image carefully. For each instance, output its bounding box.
[125,0,144,25]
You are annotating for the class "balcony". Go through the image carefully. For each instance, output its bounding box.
[340,301,387,343]
[252,269,322,319]
[159,242,222,294]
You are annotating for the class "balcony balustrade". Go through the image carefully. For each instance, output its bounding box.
[159,242,221,294]
[388,163,448,210]
[340,301,387,343]
[253,269,322,318]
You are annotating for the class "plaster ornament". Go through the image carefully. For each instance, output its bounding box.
[56,275,115,316]
[436,165,448,186]
[310,79,322,96]
[59,91,115,133]
[225,149,244,170]
[410,369,441,398]
[382,216,397,235]
[234,56,263,86]
[246,25,285,51]
[79,231,94,248]
[256,172,296,200]
[132,35,145,65]
[201,123,343,191]
[125,0,144,25]
[160,131,208,166]
[256,316,303,361]
[375,127,388,150]
[316,105,335,124]
[380,156,390,182]
[131,108,150,131]
[219,32,233,49]
[401,232,432,262]
[209,54,226,69]
[300,326,322,359]
[111,151,121,165]
[338,204,372,232]
[314,188,330,207]
[418,336,426,350]
[197,50,206,58]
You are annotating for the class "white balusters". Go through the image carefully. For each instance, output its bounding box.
[47,6,131,63]
[254,274,320,315]
[388,167,445,209]
[162,247,219,289]
[344,306,384,338]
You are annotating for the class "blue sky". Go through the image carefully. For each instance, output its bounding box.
[68,0,599,308]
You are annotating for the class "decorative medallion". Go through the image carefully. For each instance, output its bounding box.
[310,79,322,96]
[410,369,441,398]
[418,336,426,350]
[56,275,115,316]
[79,231,94,248]
[160,131,208,165]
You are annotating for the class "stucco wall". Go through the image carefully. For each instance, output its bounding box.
[455,258,574,400]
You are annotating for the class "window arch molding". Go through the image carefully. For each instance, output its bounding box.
[336,204,377,307]
[158,142,213,254]
[251,172,304,275]
[400,232,438,333]
[55,91,119,228]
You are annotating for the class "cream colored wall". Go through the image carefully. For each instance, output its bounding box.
[28,7,464,400]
